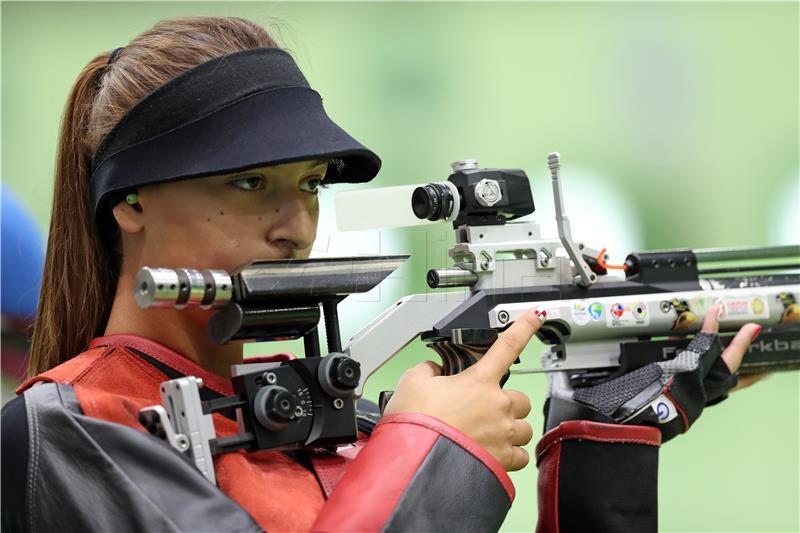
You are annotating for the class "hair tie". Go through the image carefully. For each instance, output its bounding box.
[107,47,125,65]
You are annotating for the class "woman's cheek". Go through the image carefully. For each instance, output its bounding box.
[157,220,244,270]
[217,222,280,269]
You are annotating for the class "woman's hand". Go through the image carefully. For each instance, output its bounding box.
[731,371,771,392]
[701,306,768,393]
[384,308,546,472]
[541,304,769,443]
[667,306,767,393]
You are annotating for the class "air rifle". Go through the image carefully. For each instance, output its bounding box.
[137,153,799,483]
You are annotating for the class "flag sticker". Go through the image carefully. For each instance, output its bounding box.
[607,301,651,327]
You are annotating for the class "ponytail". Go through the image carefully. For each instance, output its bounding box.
[27,16,279,376]
[27,51,121,376]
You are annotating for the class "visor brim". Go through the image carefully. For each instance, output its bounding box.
[91,87,380,217]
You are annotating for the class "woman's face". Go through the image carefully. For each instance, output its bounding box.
[128,159,328,273]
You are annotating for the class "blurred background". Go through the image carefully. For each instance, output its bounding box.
[2,2,798,531]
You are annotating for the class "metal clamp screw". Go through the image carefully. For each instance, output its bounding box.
[475,179,502,207]
[265,372,277,384]
[333,398,344,410]
[539,248,552,268]
[480,250,492,271]
[176,435,190,452]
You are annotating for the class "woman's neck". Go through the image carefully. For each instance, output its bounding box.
[104,270,243,379]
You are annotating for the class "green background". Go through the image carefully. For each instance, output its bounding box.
[2,2,798,531]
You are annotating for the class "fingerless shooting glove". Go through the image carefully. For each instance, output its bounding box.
[535,332,738,532]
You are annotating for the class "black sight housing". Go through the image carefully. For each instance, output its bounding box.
[411,167,535,227]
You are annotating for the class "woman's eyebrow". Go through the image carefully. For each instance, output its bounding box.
[230,160,328,178]
[305,159,328,170]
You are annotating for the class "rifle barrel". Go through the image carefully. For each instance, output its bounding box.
[693,245,800,263]
[699,263,800,275]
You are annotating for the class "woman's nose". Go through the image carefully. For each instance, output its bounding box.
[266,193,317,253]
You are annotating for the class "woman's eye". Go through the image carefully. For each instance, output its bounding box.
[231,176,264,191]
[300,176,327,194]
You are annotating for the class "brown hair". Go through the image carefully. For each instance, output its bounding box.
[28,16,279,376]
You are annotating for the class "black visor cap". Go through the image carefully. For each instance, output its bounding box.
[90,48,381,221]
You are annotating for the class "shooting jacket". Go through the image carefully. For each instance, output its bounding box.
[2,335,515,532]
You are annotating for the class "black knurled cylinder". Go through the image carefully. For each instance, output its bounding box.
[323,298,342,353]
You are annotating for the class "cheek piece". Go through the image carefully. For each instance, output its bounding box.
[90,47,381,231]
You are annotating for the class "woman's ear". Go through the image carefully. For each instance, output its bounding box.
[111,193,145,234]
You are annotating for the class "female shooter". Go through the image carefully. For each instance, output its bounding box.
[0,15,761,533]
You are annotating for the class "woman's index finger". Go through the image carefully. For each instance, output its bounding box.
[471,309,546,381]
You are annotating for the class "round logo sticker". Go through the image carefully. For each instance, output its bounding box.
[611,303,625,319]
[751,297,765,315]
[656,401,671,421]
[571,301,591,326]
[588,302,603,321]
[632,302,648,320]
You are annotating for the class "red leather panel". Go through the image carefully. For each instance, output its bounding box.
[16,346,110,395]
[536,437,561,533]
[89,334,233,395]
[312,416,440,532]
[535,420,661,463]
[308,435,367,498]
[378,412,515,502]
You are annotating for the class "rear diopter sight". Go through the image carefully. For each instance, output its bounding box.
[412,182,457,222]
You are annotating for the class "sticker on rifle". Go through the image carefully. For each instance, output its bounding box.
[571,301,591,326]
[545,307,562,319]
[648,395,678,424]
[664,298,698,334]
[777,293,800,324]
[588,302,604,321]
[719,296,769,320]
[607,301,651,327]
